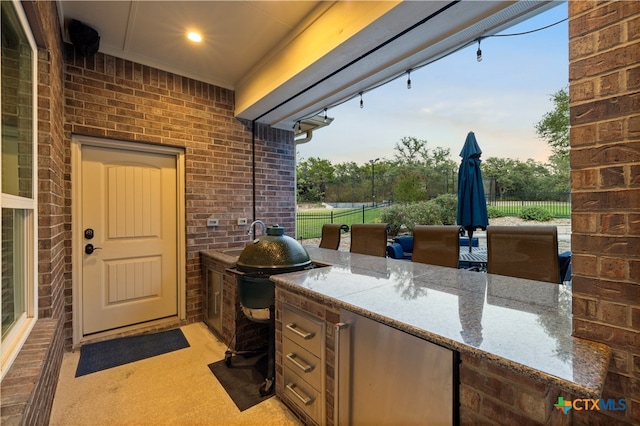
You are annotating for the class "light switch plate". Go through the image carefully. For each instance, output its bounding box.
[237,218,248,225]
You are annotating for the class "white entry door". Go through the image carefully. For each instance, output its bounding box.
[81,145,178,335]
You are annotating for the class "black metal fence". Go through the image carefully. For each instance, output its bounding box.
[487,191,571,218]
[297,205,388,239]
[297,192,571,239]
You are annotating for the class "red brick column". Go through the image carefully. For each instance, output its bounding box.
[569,2,640,424]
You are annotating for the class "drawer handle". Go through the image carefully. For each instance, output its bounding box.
[286,323,315,340]
[213,291,220,315]
[286,352,313,373]
[286,383,313,406]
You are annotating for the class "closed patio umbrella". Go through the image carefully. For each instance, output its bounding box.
[457,131,489,252]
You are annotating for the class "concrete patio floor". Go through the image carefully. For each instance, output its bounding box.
[49,323,301,426]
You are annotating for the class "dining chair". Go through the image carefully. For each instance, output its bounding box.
[319,224,349,250]
[487,225,562,283]
[412,225,460,268]
[350,223,389,257]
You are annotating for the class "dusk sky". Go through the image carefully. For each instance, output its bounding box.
[296,2,568,166]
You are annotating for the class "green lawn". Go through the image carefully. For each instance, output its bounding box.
[297,201,570,239]
[297,207,383,239]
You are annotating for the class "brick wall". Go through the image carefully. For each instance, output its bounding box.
[569,1,640,425]
[0,319,63,426]
[63,45,296,345]
[1,2,67,425]
[459,354,570,425]
[36,0,66,325]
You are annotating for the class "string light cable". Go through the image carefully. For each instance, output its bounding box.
[292,16,567,126]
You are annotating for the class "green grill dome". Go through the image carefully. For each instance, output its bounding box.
[236,224,311,273]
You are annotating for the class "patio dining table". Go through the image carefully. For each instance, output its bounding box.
[459,247,487,270]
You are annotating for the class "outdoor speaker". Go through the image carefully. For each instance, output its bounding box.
[68,19,100,57]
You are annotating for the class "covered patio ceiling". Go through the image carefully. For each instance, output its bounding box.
[57,1,559,132]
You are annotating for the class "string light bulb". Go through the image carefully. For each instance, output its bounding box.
[323,108,328,123]
[359,92,364,109]
[296,121,301,132]
[407,70,412,89]
[476,39,482,62]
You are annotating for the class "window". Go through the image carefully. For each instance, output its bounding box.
[1,0,37,379]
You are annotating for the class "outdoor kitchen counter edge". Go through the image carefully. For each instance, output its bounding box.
[268,246,611,399]
[199,246,610,398]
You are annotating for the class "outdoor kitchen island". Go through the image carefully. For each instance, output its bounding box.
[270,246,612,426]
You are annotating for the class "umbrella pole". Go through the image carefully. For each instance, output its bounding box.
[468,229,473,252]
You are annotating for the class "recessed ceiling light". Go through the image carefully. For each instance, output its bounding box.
[187,32,202,43]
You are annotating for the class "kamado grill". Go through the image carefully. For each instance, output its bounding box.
[226,223,312,396]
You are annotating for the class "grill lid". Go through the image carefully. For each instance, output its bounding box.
[236,224,311,273]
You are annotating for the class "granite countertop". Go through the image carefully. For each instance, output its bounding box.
[267,246,611,399]
[200,248,243,266]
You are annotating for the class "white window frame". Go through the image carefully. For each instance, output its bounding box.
[0,0,39,380]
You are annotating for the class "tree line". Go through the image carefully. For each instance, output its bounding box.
[297,88,569,204]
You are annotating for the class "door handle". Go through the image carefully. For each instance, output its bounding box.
[85,243,102,255]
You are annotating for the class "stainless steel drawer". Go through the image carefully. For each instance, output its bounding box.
[283,337,322,390]
[282,304,323,355]
[284,366,321,423]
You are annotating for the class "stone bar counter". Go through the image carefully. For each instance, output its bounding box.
[270,247,612,425]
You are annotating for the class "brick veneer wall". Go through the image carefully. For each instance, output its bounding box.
[459,354,571,425]
[569,1,640,425]
[63,45,296,346]
[0,319,63,426]
[0,2,66,425]
[35,0,67,325]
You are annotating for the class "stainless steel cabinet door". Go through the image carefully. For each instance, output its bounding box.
[337,309,455,425]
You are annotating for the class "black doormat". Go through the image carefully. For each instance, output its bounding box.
[75,328,190,377]
[208,353,273,411]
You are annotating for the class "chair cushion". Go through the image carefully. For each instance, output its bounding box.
[386,243,404,259]
[558,251,572,282]
[387,243,411,260]
[459,237,479,247]
[393,236,414,253]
